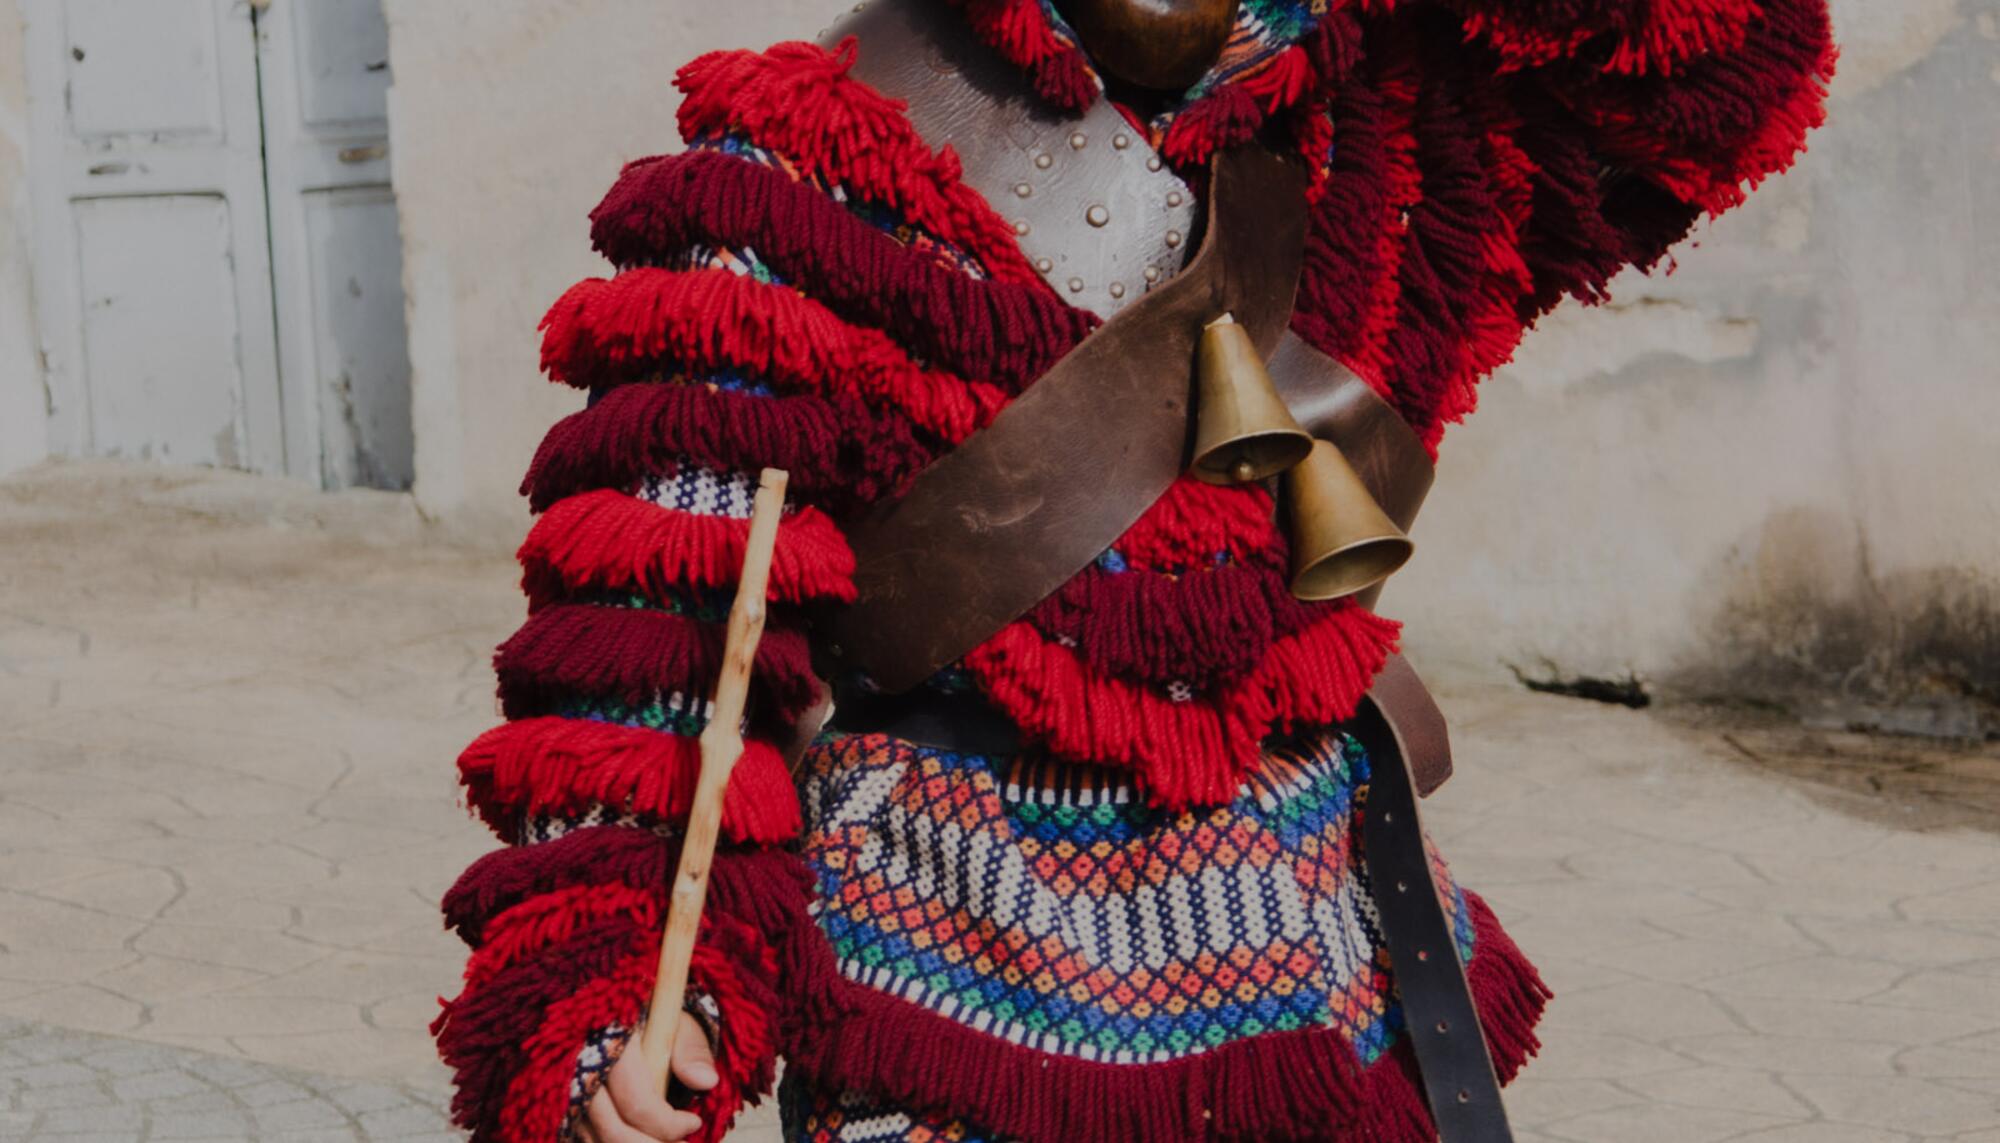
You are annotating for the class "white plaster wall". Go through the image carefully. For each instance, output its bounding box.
[0,2,45,474]
[1392,0,2000,727]
[380,0,830,541]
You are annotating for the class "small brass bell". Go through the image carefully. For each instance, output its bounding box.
[1284,440,1415,600]
[1190,315,1314,485]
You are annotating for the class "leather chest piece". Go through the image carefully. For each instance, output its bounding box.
[822,0,1199,320]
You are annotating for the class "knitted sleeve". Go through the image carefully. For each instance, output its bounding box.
[1289,0,1837,450]
[431,39,1092,1142]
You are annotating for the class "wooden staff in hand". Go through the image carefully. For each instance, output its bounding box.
[639,467,789,1098]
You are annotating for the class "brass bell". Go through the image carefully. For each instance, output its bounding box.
[1284,440,1415,600]
[1190,315,1314,485]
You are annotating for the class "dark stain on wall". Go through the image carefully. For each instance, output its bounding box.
[1678,507,2000,740]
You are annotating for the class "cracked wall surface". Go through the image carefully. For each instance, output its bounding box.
[1394,0,2000,734]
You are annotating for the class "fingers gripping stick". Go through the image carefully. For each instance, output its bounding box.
[639,468,790,1097]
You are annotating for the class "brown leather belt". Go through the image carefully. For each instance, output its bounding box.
[1357,658,1516,1143]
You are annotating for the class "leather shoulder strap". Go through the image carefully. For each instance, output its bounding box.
[817,146,1307,694]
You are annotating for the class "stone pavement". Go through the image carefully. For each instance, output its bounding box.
[0,1018,453,1141]
[2,460,1997,1142]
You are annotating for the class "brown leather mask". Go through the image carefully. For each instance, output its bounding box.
[1052,0,1241,91]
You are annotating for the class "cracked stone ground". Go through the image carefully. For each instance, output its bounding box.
[2,460,1998,1142]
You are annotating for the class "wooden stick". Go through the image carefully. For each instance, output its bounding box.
[638,467,789,1094]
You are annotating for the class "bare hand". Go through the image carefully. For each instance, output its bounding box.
[578,1012,718,1142]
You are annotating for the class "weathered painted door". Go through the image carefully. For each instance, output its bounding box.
[23,0,414,489]
[24,0,286,471]
[257,0,414,490]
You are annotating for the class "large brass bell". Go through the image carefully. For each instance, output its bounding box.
[1189,315,1314,485]
[1284,440,1414,601]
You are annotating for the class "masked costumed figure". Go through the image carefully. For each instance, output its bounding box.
[433,0,1835,1139]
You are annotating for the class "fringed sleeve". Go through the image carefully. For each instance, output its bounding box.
[433,37,1082,1142]
[1292,0,1837,450]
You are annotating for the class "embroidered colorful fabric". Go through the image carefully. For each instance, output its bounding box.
[775,733,1547,1142]
[798,729,1470,1070]
[781,1079,1007,1143]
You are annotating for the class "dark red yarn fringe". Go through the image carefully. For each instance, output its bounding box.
[436,919,649,1139]
[521,382,936,515]
[517,489,857,612]
[538,268,1007,443]
[1025,551,1328,691]
[1281,0,1832,448]
[436,836,805,1141]
[588,151,1094,390]
[435,828,812,1140]
[456,716,803,845]
[948,0,1099,112]
[443,825,813,948]
[966,606,1399,809]
[673,39,1046,286]
[494,603,820,724]
[1111,476,1280,572]
[779,890,1549,1143]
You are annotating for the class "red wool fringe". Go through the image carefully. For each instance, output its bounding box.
[1458,0,1761,76]
[1110,476,1280,572]
[964,606,1400,809]
[521,382,936,515]
[442,826,814,949]
[780,891,1550,1143]
[493,948,648,1141]
[674,39,1045,287]
[437,921,650,1137]
[1026,556,1312,690]
[1282,0,1832,450]
[485,928,774,1143]
[948,0,1099,111]
[538,268,1008,442]
[517,489,857,611]
[588,151,1096,389]
[456,717,803,844]
[462,881,660,992]
[437,829,802,1141]
[495,603,820,725]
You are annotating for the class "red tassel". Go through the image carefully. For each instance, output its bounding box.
[521,382,936,515]
[966,604,1400,808]
[673,40,1045,286]
[464,881,660,992]
[948,0,1100,111]
[588,151,1096,389]
[1111,476,1279,572]
[538,268,1008,442]
[496,949,654,1142]
[517,489,856,611]
[456,717,803,844]
[496,604,820,724]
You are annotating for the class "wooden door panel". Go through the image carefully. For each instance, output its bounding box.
[293,0,392,130]
[64,0,225,140]
[74,194,248,466]
[303,186,413,490]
